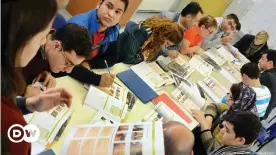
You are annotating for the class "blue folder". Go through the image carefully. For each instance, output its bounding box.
[117,69,158,103]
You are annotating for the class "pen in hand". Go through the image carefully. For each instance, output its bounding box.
[104,60,111,74]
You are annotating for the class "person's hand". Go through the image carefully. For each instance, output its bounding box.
[99,73,115,87]
[191,109,209,130]
[81,61,91,70]
[35,71,56,89]
[168,50,179,59]
[220,36,232,44]
[26,87,72,112]
[24,85,42,98]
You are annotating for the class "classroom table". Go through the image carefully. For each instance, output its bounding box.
[50,49,243,154]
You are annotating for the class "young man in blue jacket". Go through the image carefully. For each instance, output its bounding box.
[59,0,129,87]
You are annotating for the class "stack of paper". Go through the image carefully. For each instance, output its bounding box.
[24,104,74,154]
[84,86,128,122]
[198,77,228,103]
[60,122,165,155]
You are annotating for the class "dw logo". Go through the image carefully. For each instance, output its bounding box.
[7,124,40,143]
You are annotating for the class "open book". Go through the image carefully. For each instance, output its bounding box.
[157,56,195,80]
[60,122,165,155]
[130,62,174,91]
[199,48,227,71]
[189,55,214,77]
[171,81,206,112]
[220,62,242,83]
[198,77,228,103]
[24,104,73,155]
[84,86,128,122]
[151,94,199,130]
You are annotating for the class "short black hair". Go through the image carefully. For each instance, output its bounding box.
[266,49,276,68]
[224,111,262,145]
[51,23,92,58]
[226,13,241,31]
[180,2,203,17]
[240,62,260,79]
[101,0,129,12]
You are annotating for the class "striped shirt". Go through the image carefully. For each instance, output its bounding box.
[221,85,271,117]
[252,85,271,117]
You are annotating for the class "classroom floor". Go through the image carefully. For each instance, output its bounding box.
[59,4,275,154]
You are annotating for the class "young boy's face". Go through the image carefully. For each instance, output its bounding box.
[97,0,125,28]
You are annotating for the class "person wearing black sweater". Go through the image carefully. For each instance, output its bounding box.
[233,31,269,63]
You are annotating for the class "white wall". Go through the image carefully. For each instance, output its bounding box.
[223,0,276,49]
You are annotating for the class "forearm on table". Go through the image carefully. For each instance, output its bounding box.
[68,65,101,86]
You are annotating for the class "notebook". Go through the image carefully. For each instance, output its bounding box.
[117,69,158,103]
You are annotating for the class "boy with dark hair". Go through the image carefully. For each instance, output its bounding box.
[259,50,276,119]
[240,62,271,117]
[158,2,204,59]
[201,13,241,50]
[23,23,92,90]
[192,111,262,155]
[66,0,129,87]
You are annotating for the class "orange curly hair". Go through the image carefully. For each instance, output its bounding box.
[140,16,184,61]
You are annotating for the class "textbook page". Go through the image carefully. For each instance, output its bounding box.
[222,62,242,82]
[148,62,174,86]
[131,62,168,91]
[189,55,213,77]
[171,81,205,109]
[205,48,227,66]
[24,104,73,153]
[198,77,228,103]
[84,86,128,122]
[60,122,165,155]
[216,46,236,61]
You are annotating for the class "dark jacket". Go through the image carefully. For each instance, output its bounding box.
[234,34,268,63]
[118,25,149,64]
[260,68,276,119]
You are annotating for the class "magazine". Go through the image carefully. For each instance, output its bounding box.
[198,77,228,103]
[220,62,242,83]
[84,86,128,122]
[60,122,165,155]
[189,55,213,77]
[151,94,199,130]
[24,104,74,154]
[131,62,174,91]
[171,81,206,111]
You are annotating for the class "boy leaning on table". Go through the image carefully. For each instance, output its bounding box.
[60,0,129,88]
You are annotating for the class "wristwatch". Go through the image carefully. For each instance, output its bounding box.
[15,96,31,115]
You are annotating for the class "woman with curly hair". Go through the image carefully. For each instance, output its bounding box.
[118,16,184,64]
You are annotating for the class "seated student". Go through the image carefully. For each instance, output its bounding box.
[228,31,269,63]
[201,14,241,50]
[66,0,129,87]
[163,121,195,155]
[23,23,92,90]
[118,16,184,64]
[181,15,218,56]
[258,50,276,119]
[158,2,203,58]
[221,62,271,117]
[193,111,262,155]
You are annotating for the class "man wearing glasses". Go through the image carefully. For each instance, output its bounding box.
[180,15,218,57]
[201,13,241,50]
[22,23,92,96]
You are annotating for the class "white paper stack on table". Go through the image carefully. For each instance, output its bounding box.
[171,80,206,112]
[24,104,74,155]
[198,77,228,103]
[84,86,130,123]
[130,62,174,91]
[60,122,165,155]
[189,55,213,77]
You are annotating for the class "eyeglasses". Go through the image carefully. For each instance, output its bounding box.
[205,26,213,34]
[226,92,233,101]
[60,46,74,67]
